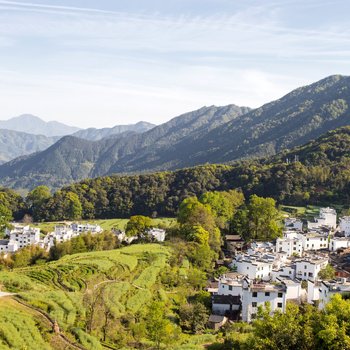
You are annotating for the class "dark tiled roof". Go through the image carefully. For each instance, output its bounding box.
[212,294,241,305]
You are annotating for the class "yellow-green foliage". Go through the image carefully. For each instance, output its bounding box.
[0,301,52,350]
[71,328,103,350]
[126,289,153,313]
[103,282,131,315]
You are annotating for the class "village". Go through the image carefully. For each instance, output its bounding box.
[2,207,350,331]
[208,207,350,329]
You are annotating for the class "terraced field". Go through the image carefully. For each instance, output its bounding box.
[0,244,211,350]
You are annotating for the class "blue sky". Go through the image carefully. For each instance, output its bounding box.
[0,0,350,127]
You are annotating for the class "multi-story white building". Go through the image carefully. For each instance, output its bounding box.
[7,225,41,249]
[329,237,350,252]
[339,217,350,236]
[307,207,337,230]
[276,235,303,257]
[301,233,329,251]
[243,282,287,322]
[295,258,328,281]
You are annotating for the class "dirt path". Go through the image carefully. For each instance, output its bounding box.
[12,297,87,350]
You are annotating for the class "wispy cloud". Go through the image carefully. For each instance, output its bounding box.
[0,0,349,126]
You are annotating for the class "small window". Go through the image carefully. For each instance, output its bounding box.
[278,292,283,298]
[265,292,270,296]
[229,286,233,291]
[252,292,257,297]
[251,313,257,319]
[305,266,307,269]
[252,302,257,307]
[277,302,283,308]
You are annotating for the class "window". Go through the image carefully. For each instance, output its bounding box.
[277,302,283,308]
[252,292,257,297]
[304,265,307,269]
[229,286,233,291]
[278,292,283,298]
[265,292,270,296]
[308,272,313,277]
[252,302,257,307]
[251,313,257,319]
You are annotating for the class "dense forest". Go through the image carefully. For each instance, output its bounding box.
[2,126,350,222]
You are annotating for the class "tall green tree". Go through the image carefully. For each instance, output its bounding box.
[145,302,172,350]
[0,205,12,232]
[231,195,282,241]
[125,215,153,238]
[200,190,244,229]
[26,185,51,221]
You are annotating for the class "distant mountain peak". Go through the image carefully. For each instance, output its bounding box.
[0,114,81,137]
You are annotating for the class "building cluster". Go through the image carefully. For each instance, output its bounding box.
[0,223,166,254]
[209,207,350,327]
[0,223,103,253]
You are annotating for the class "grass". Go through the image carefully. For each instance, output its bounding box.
[0,298,52,350]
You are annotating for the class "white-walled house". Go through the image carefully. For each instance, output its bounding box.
[147,228,166,242]
[0,239,18,253]
[285,218,303,231]
[7,225,41,249]
[271,265,296,281]
[295,258,328,281]
[339,217,350,236]
[307,207,337,230]
[318,279,350,310]
[71,223,103,234]
[329,237,350,252]
[230,256,273,281]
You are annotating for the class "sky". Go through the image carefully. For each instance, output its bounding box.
[0,0,350,128]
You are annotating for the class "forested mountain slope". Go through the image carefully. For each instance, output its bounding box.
[0,105,249,189]
[0,129,58,164]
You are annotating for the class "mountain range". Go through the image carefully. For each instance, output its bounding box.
[0,116,156,164]
[72,121,155,141]
[0,74,349,190]
[0,114,81,137]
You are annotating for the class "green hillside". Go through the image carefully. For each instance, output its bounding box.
[0,244,214,350]
[2,75,350,191]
